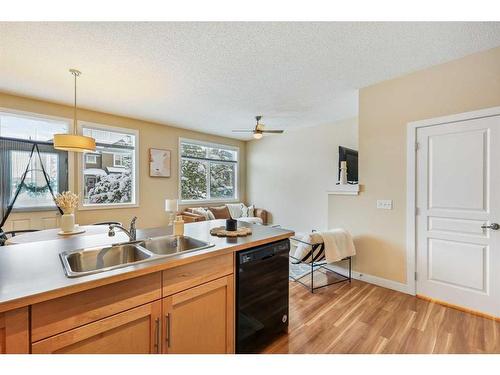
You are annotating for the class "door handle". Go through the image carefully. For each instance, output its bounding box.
[154,317,160,354]
[481,223,500,230]
[261,254,275,261]
[165,313,171,348]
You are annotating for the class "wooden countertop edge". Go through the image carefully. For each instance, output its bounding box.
[0,231,293,313]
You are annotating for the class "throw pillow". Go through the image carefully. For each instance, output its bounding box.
[226,203,244,219]
[208,205,231,219]
[207,210,216,220]
[241,204,249,217]
[191,207,210,220]
[248,205,255,217]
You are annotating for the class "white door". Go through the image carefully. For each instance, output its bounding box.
[416,115,500,317]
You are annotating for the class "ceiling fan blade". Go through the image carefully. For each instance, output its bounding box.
[232,130,255,133]
[260,130,284,134]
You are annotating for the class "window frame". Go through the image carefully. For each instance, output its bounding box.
[78,121,140,210]
[0,107,74,212]
[113,153,127,167]
[178,137,239,205]
[85,154,98,164]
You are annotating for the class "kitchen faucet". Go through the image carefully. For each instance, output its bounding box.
[108,217,137,241]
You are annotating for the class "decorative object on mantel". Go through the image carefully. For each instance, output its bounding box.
[149,148,171,177]
[210,226,252,237]
[53,69,96,153]
[339,160,348,185]
[338,146,358,184]
[54,191,81,234]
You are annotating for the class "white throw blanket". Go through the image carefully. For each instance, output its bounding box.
[317,229,356,263]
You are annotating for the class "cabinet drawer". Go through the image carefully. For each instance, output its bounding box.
[162,254,233,296]
[32,272,161,342]
[32,301,162,354]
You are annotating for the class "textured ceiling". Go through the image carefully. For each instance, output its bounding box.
[1,22,500,139]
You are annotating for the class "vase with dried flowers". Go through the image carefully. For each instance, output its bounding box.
[55,191,79,232]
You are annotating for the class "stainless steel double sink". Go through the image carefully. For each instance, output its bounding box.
[60,236,214,278]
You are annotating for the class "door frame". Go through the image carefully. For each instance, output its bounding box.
[406,106,500,296]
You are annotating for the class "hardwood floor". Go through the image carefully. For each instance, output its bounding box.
[262,274,500,354]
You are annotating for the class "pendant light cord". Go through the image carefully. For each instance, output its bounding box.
[69,69,81,135]
[73,71,77,129]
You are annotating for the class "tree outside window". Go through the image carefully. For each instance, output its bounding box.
[180,140,238,202]
[82,125,138,207]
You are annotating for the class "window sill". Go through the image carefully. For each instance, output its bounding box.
[78,203,140,211]
[179,199,240,206]
[11,206,59,213]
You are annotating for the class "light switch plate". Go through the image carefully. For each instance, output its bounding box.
[377,200,393,210]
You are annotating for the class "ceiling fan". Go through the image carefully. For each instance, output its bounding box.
[232,116,284,139]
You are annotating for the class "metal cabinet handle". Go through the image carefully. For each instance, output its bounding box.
[154,317,160,354]
[165,313,171,348]
[481,223,500,230]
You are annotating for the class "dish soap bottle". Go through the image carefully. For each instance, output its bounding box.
[173,215,184,237]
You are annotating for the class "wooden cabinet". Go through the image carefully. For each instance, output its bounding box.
[162,275,234,354]
[0,307,29,354]
[162,253,233,296]
[32,301,162,354]
[31,272,162,342]
[1,255,235,354]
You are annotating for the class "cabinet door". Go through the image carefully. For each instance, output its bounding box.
[163,275,234,354]
[32,301,162,354]
[0,307,29,354]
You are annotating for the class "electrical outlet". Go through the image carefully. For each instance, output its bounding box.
[377,200,393,210]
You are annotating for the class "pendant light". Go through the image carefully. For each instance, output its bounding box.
[53,69,96,153]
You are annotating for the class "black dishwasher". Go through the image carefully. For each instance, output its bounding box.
[236,239,289,353]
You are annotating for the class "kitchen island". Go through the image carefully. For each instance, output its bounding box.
[0,220,293,354]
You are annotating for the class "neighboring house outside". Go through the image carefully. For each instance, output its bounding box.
[83,151,131,198]
[84,152,105,197]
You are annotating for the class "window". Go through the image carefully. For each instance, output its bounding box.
[10,151,61,209]
[0,111,69,141]
[81,124,138,207]
[113,153,129,167]
[0,111,69,210]
[85,154,98,164]
[180,139,238,202]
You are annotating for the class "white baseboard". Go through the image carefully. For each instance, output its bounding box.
[324,264,414,295]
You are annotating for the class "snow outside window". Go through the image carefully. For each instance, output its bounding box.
[81,124,138,207]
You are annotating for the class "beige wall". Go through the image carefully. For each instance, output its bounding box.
[329,46,500,283]
[0,92,246,229]
[246,118,358,232]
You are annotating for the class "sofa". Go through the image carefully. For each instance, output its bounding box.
[180,203,268,225]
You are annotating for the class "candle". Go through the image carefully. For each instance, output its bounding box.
[165,199,178,212]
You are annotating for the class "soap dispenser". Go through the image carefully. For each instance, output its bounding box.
[173,215,184,237]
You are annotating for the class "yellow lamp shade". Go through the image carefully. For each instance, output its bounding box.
[53,134,96,153]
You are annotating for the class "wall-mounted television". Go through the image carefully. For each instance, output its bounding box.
[338,146,358,183]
